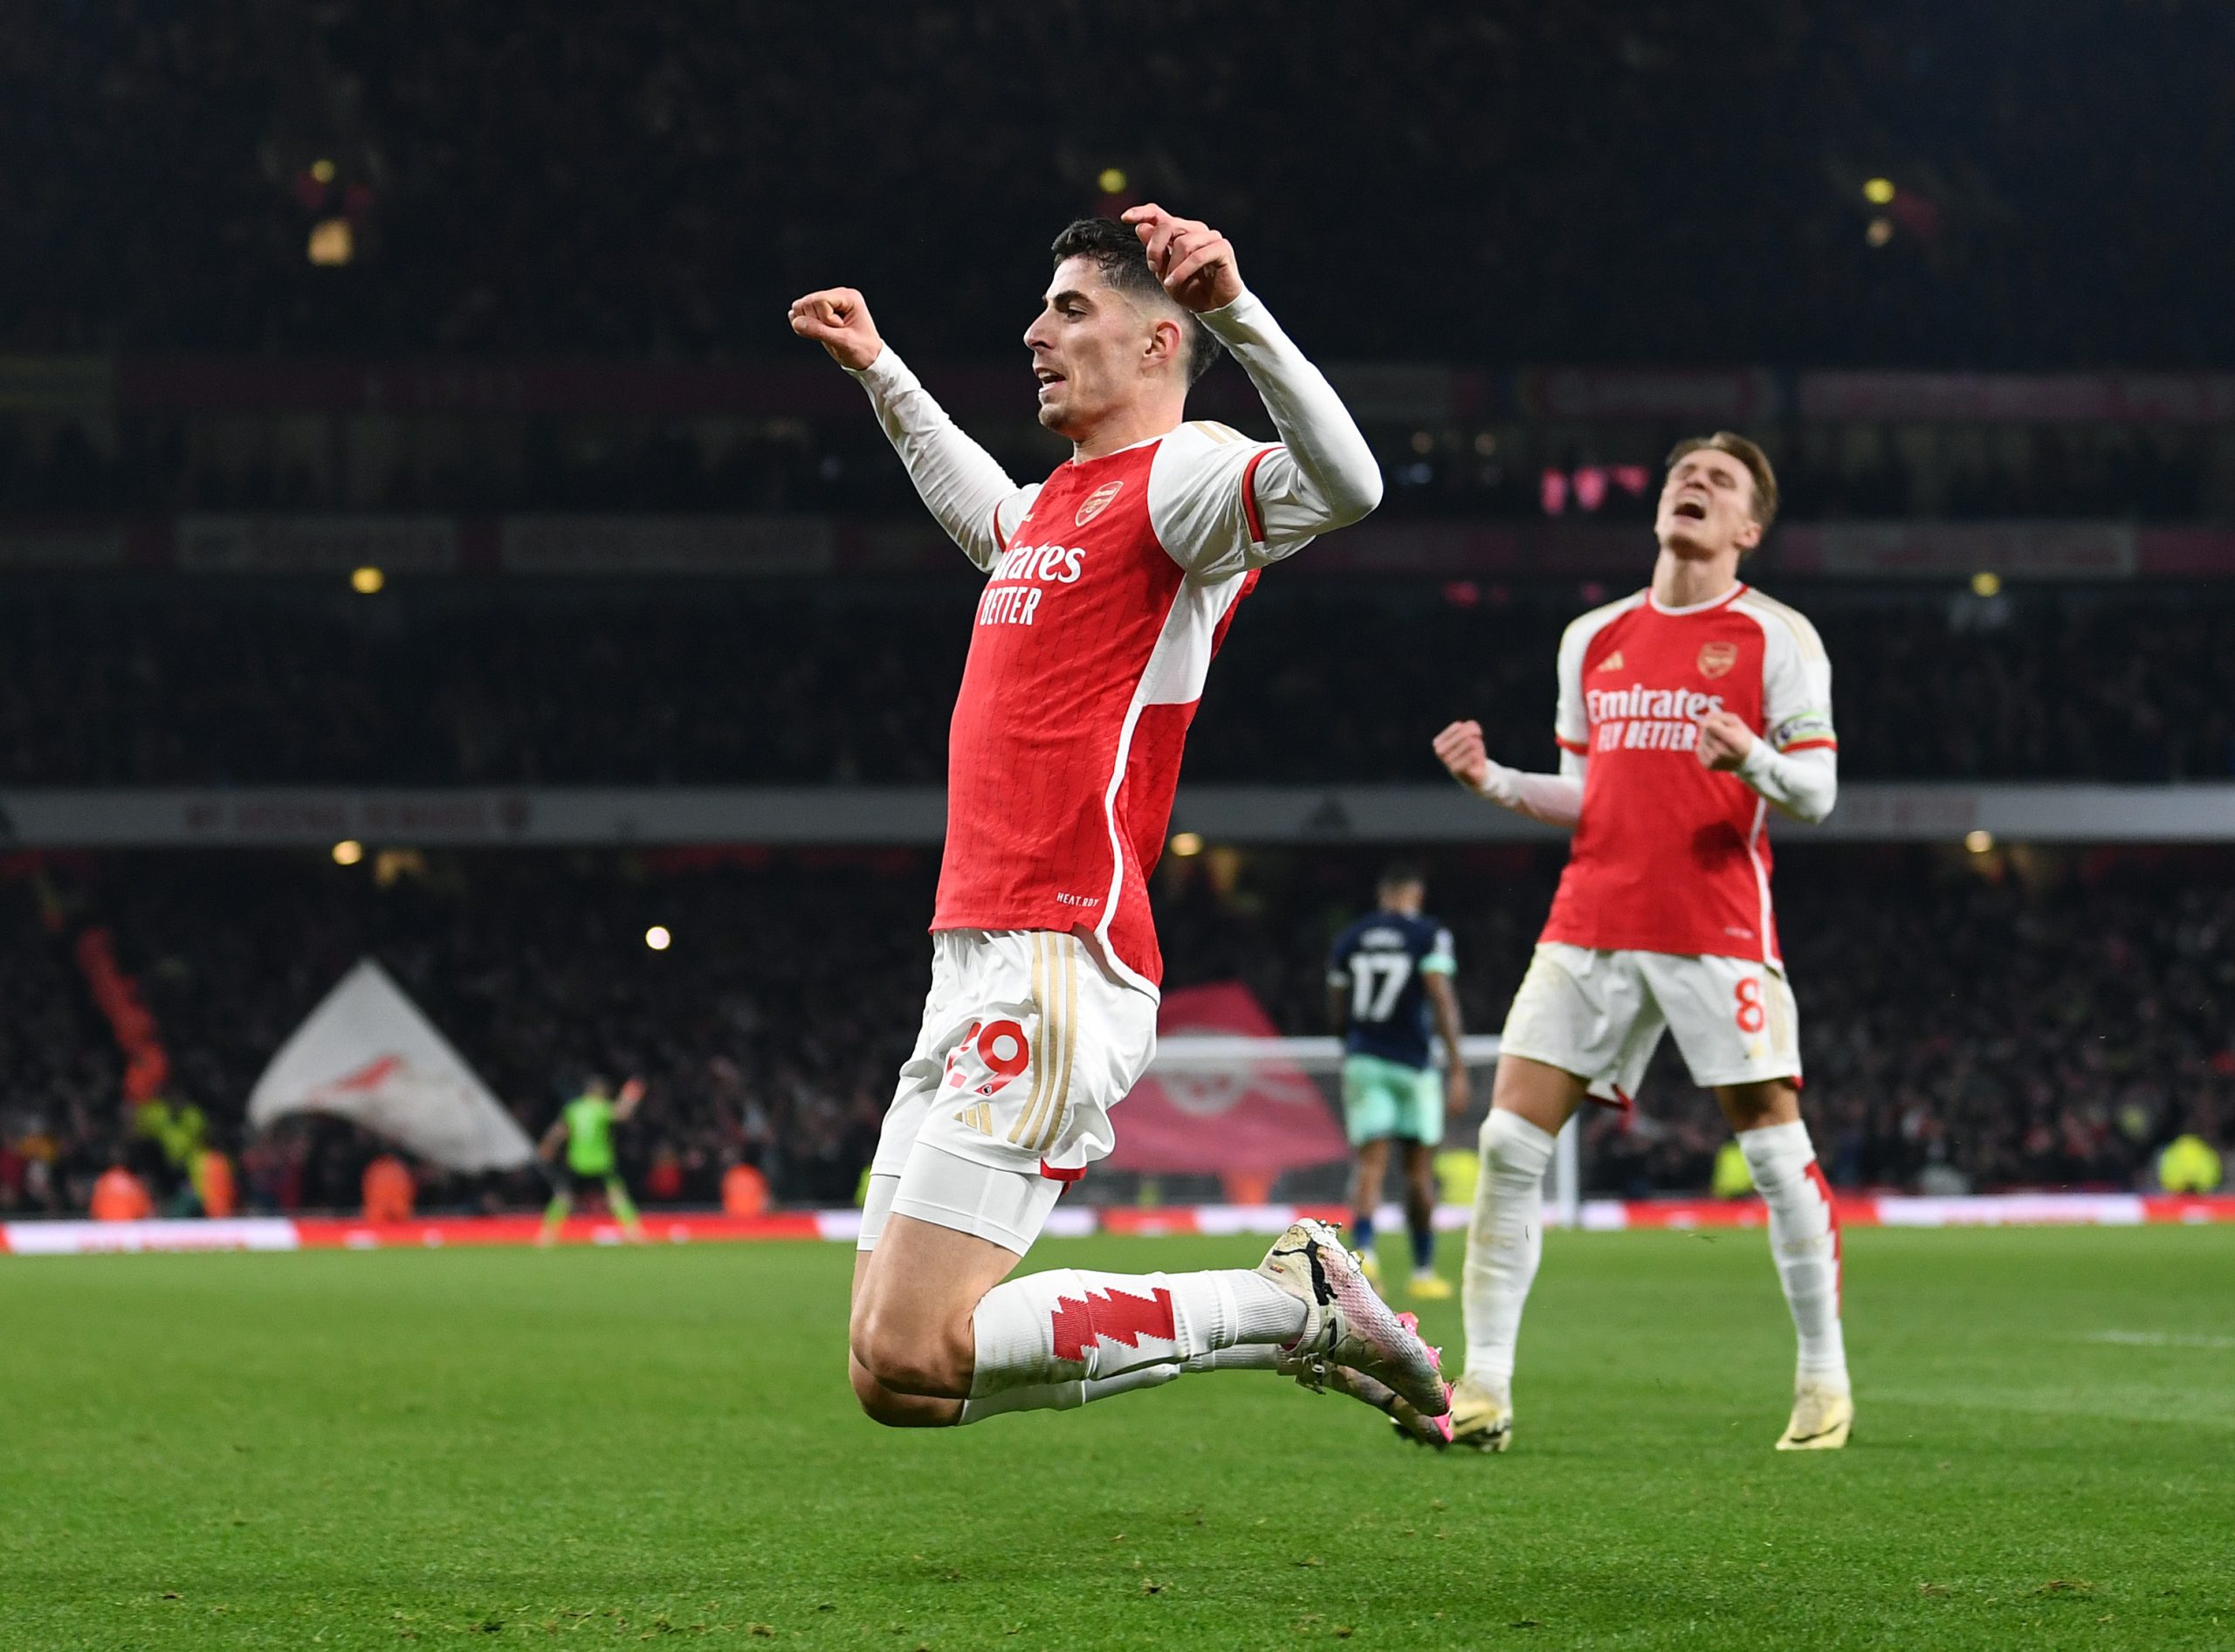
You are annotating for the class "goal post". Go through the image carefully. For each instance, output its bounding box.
[1142,1034,1583,1228]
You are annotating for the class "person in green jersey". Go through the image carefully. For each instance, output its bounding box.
[537,1075,648,1245]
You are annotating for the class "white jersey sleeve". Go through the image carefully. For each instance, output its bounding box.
[1146,288,1382,582]
[851,347,1040,572]
[1145,421,1281,581]
[1743,591,1837,754]
[1735,589,1839,823]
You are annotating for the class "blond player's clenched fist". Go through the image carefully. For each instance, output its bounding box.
[1432,719,1491,791]
[789,287,884,372]
[1694,709,1757,773]
[1122,203,1245,313]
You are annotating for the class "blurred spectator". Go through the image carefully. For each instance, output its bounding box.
[2157,1133,2223,1194]
[193,1145,237,1219]
[722,1159,770,1217]
[88,1161,153,1222]
[361,1152,415,1221]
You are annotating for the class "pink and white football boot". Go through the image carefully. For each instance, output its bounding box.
[1255,1218,1449,1418]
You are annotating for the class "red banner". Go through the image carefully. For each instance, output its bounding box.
[1105,983,1351,1176]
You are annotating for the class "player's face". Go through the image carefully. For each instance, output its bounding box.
[1380,880,1425,915]
[1024,258,1162,438]
[1655,450,1763,561]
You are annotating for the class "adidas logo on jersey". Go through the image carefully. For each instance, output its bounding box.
[953,1101,995,1135]
[1595,650,1626,672]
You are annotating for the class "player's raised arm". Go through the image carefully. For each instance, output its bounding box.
[1433,719,1585,829]
[789,286,1036,572]
[1125,204,1383,549]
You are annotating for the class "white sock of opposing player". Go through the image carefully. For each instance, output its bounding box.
[1737,1120,1849,1393]
[962,1268,1308,1418]
[1461,1110,1555,1398]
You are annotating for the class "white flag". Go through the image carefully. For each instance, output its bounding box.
[247,960,535,1172]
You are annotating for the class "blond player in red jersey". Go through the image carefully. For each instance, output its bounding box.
[791,208,1450,1438]
[1432,433,1852,1453]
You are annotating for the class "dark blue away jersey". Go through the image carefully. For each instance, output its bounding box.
[1326,910,1456,1070]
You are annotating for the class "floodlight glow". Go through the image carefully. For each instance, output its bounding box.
[645,926,673,951]
[1169,832,1204,858]
[351,565,385,595]
[308,217,354,266]
[333,840,364,866]
[1863,177,1895,205]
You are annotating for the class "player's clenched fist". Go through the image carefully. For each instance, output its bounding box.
[1432,719,1491,790]
[788,287,884,372]
[1695,709,1757,772]
[1121,204,1244,313]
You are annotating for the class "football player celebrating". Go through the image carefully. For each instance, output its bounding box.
[793,206,1448,1434]
[1433,433,1850,1452]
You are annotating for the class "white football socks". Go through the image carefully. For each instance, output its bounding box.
[1737,1120,1849,1392]
[1461,1110,1556,1396]
[961,1267,1308,1421]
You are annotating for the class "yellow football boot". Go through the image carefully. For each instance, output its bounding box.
[1447,1374,1513,1453]
[1406,1270,1454,1302]
[1774,1381,1854,1450]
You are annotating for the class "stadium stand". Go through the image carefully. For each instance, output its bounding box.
[3,2,2230,1234]
[3,848,2227,1215]
[6,3,2235,368]
[1,582,2230,786]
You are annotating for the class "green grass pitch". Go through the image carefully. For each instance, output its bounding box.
[3,1226,2230,1649]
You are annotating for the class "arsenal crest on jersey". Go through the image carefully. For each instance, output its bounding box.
[1076,479,1124,527]
[1697,640,1739,678]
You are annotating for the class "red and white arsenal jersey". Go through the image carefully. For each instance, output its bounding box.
[1538,583,1835,966]
[934,422,1293,995]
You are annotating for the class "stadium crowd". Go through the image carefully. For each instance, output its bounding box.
[3,583,2231,788]
[2,848,2225,1216]
[0,408,2215,524]
[6,3,2233,368]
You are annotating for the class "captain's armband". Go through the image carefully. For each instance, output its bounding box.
[1771,709,1836,753]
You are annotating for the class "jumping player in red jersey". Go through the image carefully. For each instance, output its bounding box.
[791,207,1448,1438]
[1431,433,1852,1453]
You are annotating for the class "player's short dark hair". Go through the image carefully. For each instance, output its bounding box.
[1378,860,1427,894]
[1666,431,1780,547]
[1049,218,1223,385]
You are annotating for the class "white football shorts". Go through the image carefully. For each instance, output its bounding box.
[1497,942,1802,1105]
[859,928,1158,1256]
